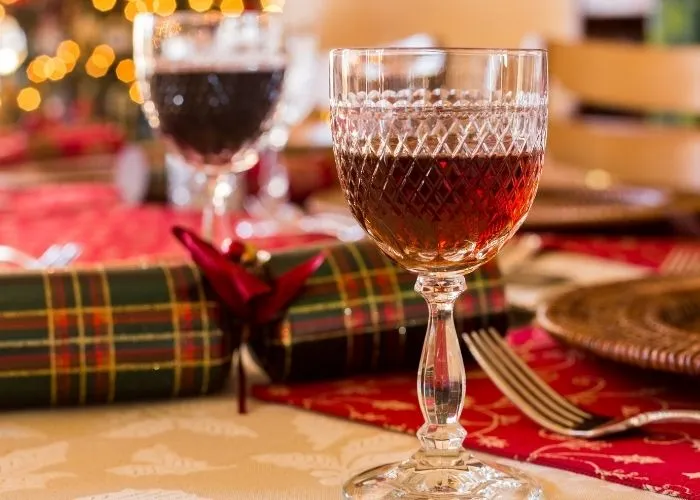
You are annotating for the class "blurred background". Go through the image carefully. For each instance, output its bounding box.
[0,0,699,246]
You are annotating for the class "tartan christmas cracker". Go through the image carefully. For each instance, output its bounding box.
[0,227,508,411]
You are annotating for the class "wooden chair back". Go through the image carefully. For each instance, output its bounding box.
[547,40,700,191]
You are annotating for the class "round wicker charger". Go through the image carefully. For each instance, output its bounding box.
[536,275,700,376]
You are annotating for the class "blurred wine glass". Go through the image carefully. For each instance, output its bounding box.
[133,11,286,250]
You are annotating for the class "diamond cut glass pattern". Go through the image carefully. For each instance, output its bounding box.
[333,91,546,275]
[330,48,548,500]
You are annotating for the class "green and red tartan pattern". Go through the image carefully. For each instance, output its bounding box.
[0,264,231,408]
[0,240,506,406]
[249,240,507,382]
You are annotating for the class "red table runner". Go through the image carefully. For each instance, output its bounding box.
[253,327,700,498]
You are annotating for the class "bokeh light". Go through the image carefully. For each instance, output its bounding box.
[261,0,284,12]
[16,87,41,112]
[93,44,116,66]
[0,15,27,76]
[154,0,176,16]
[85,58,109,78]
[92,0,117,12]
[129,82,144,104]
[47,58,67,81]
[57,40,80,66]
[116,59,136,83]
[124,0,149,22]
[220,0,244,14]
[188,0,213,13]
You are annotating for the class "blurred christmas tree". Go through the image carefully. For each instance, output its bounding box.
[0,0,276,136]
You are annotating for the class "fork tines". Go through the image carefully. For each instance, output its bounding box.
[462,328,604,433]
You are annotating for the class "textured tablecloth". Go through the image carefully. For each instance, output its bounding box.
[0,370,668,500]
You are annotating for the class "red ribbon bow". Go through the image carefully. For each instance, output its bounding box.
[173,226,326,413]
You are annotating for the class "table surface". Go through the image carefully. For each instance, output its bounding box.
[0,374,666,500]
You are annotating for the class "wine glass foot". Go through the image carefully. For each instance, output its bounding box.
[342,448,543,500]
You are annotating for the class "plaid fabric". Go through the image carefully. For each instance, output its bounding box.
[249,240,508,382]
[0,240,506,406]
[0,264,231,408]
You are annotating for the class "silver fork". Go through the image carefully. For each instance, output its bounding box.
[659,246,700,275]
[462,327,700,438]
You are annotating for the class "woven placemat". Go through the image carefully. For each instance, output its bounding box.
[537,274,700,376]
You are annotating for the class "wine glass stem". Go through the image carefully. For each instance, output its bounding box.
[415,275,468,454]
[259,137,290,213]
[202,170,235,251]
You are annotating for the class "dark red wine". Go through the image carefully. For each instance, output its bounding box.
[336,147,543,274]
[150,67,284,167]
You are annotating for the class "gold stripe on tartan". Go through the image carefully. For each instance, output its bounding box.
[377,252,407,360]
[191,265,211,394]
[0,301,215,319]
[346,244,381,369]
[161,265,183,397]
[323,250,354,371]
[0,330,221,349]
[40,272,58,405]
[98,266,117,403]
[69,269,88,404]
[0,357,230,378]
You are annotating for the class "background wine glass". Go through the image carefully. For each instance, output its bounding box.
[330,47,548,499]
[133,12,285,250]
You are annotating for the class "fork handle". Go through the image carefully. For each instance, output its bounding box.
[632,410,700,426]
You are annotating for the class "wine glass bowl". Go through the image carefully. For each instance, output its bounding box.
[133,12,285,247]
[330,48,548,499]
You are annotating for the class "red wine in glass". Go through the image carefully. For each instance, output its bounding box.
[150,66,285,168]
[336,141,543,274]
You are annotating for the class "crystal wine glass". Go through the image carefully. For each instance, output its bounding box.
[133,12,285,249]
[330,48,548,499]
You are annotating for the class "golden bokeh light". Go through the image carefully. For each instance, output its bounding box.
[188,0,213,13]
[0,5,5,19]
[26,55,53,82]
[85,58,109,78]
[154,0,176,16]
[57,40,80,65]
[129,82,144,104]
[261,0,284,12]
[92,0,117,12]
[116,59,136,83]
[47,58,67,81]
[17,87,41,112]
[220,0,244,14]
[26,60,44,83]
[124,0,149,22]
[93,44,116,65]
